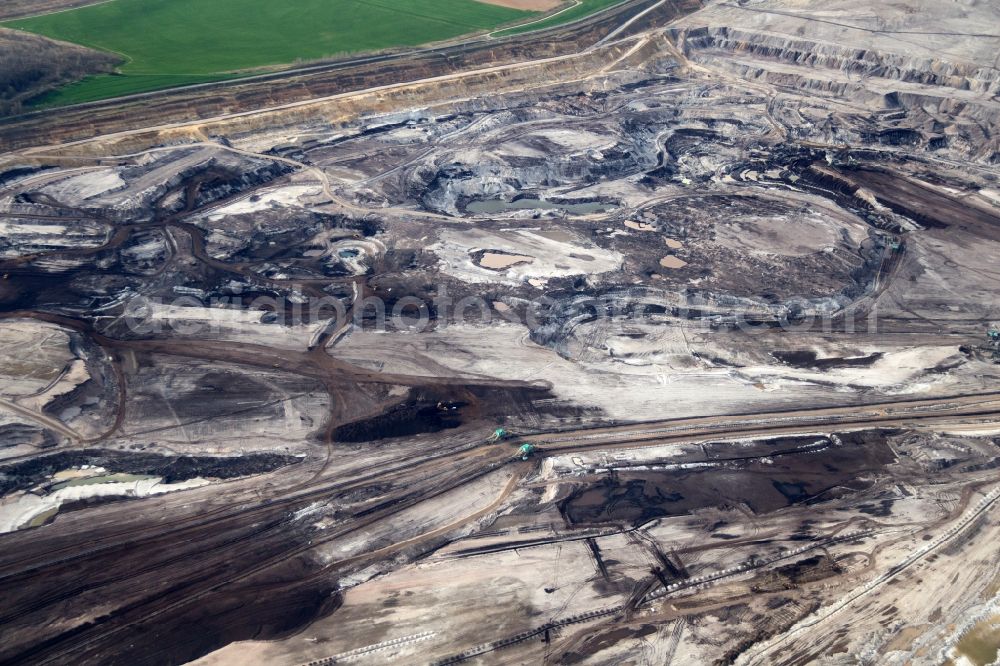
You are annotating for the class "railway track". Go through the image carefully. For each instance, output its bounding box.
[0,452,514,665]
[3,387,998,663]
[0,440,500,579]
[525,391,1000,452]
[3,390,999,581]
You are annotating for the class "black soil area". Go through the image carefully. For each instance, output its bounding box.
[87,574,342,666]
[0,267,105,312]
[0,541,342,666]
[772,350,884,369]
[560,431,895,526]
[560,624,659,665]
[334,399,466,442]
[753,554,844,592]
[335,384,593,442]
[0,449,302,496]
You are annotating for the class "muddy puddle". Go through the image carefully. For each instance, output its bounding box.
[479,252,534,270]
[659,255,687,269]
[952,613,1000,665]
[624,220,656,231]
[560,431,896,526]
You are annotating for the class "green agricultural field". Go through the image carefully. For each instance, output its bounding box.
[3,0,535,106]
[492,0,627,37]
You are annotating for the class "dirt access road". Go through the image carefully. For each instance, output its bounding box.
[0,0,686,150]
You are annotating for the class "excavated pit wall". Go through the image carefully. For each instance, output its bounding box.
[677,27,1000,94]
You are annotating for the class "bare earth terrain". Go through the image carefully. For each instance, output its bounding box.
[0,0,108,20]
[1,0,1000,664]
[477,0,565,10]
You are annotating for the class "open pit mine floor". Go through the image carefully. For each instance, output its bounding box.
[1,0,1000,664]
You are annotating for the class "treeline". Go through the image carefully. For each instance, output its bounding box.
[0,27,121,115]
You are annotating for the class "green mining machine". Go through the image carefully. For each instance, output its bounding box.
[486,427,510,444]
[516,443,537,460]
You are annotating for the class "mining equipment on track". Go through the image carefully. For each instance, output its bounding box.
[487,427,510,444]
[987,325,1000,361]
[516,443,538,460]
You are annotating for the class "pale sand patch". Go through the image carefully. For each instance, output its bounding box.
[52,467,106,482]
[0,477,210,533]
[660,255,688,269]
[665,238,683,249]
[21,359,90,412]
[431,228,621,284]
[625,220,656,231]
[533,228,575,242]
[480,252,534,269]
[474,0,563,10]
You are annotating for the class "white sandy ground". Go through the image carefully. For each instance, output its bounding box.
[0,219,110,258]
[0,320,78,397]
[18,359,89,412]
[0,320,123,446]
[540,439,724,480]
[0,221,71,235]
[37,169,125,204]
[200,184,323,219]
[738,346,962,391]
[100,148,218,207]
[189,472,613,666]
[192,544,609,666]
[525,126,619,152]
[192,451,999,665]
[7,149,229,211]
[713,208,865,257]
[939,600,1000,666]
[0,477,210,533]
[429,227,623,285]
[138,300,325,351]
[334,323,981,422]
[672,0,1000,66]
[314,467,516,564]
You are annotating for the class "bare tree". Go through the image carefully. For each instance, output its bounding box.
[0,27,121,116]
